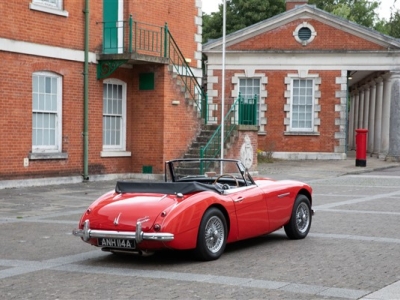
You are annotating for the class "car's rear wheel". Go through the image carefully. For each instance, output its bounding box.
[284,194,312,239]
[195,207,227,261]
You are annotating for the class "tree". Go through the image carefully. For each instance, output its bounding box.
[202,0,285,43]
[384,0,400,38]
[308,0,380,28]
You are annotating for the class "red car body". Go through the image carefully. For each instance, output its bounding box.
[73,159,313,260]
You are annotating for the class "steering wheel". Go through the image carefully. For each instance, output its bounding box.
[213,174,239,188]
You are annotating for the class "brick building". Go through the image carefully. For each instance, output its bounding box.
[0,0,206,187]
[203,0,400,161]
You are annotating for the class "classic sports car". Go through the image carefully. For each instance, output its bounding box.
[73,158,313,260]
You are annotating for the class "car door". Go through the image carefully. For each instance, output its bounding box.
[226,185,269,240]
[259,184,295,232]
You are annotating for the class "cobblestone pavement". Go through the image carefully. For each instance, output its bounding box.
[0,155,400,299]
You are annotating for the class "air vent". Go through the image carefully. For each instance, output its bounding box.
[298,27,312,41]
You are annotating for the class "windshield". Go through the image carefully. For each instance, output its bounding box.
[165,159,254,186]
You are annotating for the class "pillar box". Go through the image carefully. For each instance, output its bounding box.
[355,129,368,167]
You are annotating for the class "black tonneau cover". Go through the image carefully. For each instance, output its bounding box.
[115,181,224,195]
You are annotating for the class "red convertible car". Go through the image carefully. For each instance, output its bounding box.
[73,159,313,260]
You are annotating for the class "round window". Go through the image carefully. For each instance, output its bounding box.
[293,22,316,45]
[298,27,312,41]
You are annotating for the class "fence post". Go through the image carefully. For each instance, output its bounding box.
[164,23,168,58]
[129,15,133,53]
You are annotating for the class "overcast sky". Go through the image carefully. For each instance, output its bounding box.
[202,0,400,21]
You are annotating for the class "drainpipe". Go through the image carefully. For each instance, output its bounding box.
[83,0,90,180]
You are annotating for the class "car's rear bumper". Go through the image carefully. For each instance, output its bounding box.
[72,219,174,244]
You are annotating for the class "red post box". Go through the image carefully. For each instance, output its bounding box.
[355,129,368,167]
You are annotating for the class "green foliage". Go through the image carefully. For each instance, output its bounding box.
[308,0,379,28]
[387,10,400,37]
[203,0,285,43]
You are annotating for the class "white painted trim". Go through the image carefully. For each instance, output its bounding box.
[0,38,97,63]
[293,22,316,45]
[32,71,63,154]
[29,3,69,17]
[205,52,400,70]
[0,172,163,190]
[100,151,132,157]
[273,152,347,160]
[102,79,127,152]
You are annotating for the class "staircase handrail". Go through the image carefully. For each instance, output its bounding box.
[200,95,242,159]
[99,17,208,122]
[165,25,208,121]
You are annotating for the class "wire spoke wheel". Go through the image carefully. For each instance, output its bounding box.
[295,202,310,233]
[195,208,227,261]
[284,194,312,239]
[204,216,225,253]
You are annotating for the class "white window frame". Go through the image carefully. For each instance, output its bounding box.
[32,71,62,153]
[293,22,317,46]
[30,0,69,17]
[238,78,261,125]
[290,78,315,132]
[101,79,130,157]
[230,71,268,134]
[284,72,321,135]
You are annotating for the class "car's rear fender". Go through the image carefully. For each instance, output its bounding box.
[158,191,236,250]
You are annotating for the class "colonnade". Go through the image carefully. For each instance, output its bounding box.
[348,72,394,159]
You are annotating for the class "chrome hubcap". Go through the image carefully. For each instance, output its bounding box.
[205,216,224,253]
[296,202,310,233]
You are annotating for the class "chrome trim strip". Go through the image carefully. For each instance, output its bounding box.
[278,192,290,198]
[72,219,174,244]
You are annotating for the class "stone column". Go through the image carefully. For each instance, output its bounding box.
[387,72,400,162]
[368,81,376,154]
[358,87,365,129]
[363,84,370,131]
[348,92,356,149]
[380,73,392,158]
[373,77,384,156]
[354,91,360,137]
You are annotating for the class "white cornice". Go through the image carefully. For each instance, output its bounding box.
[205,51,400,71]
[0,38,97,64]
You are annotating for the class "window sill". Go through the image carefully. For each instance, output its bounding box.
[101,151,132,158]
[284,131,320,136]
[29,3,69,17]
[29,152,68,160]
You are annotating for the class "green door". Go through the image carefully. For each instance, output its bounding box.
[103,0,119,53]
[239,97,258,125]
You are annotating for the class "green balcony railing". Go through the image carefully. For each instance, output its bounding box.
[200,94,258,160]
[100,16,207,122]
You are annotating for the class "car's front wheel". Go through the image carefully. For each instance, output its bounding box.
[195,207,227,261]
[284,194,312,239]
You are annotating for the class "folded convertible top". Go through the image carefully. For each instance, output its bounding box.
[115,181,224,195]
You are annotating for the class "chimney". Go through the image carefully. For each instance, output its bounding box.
[285,0,309,11]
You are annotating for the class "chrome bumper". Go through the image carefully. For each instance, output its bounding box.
[72,219,174,244]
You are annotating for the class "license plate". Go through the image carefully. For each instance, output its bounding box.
[98,238,136,249]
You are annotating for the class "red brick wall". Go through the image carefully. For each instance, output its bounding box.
[0,0,199,180]
[210,69,342,154]
[127,0,198,68]
[0,53,87,179]
[126,65,200,174]
[261,70,342,153]
[228,19,386,51]
[0,1,197,61]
